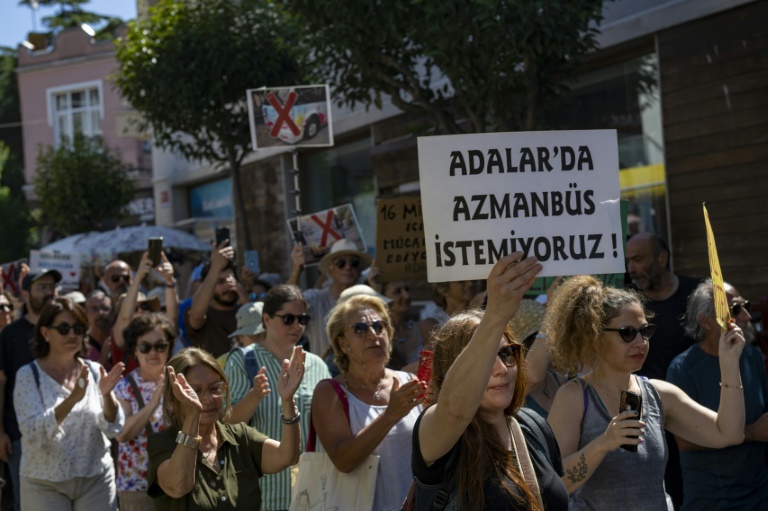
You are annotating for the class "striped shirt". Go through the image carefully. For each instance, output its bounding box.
[225,343,330,511]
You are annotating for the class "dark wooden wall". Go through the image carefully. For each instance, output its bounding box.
[660,1,768,299]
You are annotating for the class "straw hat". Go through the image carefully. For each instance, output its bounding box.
[317,239,372,275]
[338,284,393,305]
[508,299,546,342]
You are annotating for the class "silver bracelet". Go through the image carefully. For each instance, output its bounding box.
[281,411,301,425]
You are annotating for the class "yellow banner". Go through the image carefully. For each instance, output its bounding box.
[703,204,731,330]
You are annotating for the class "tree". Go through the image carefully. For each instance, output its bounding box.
[19,0,122,41]
[33,132,136,237]
[114,0,304,251]
[290,0,606,134]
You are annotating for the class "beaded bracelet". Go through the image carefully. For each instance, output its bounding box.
[281,411,301,425]
[719,382,743,390]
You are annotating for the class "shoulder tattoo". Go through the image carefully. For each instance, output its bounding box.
[566,453,588,483]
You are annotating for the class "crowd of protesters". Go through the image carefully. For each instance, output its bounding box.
[0,232,763,510]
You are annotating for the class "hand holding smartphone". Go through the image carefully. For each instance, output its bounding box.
[619,389,643,452]
[148,237,163,266]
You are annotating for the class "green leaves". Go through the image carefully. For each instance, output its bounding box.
[33,133,135,236]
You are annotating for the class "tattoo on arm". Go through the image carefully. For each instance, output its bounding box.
[566,453,588,483]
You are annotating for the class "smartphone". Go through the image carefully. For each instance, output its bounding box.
[215,226,230,247]
[292,230,307,246]
[619,389,643,452]
[148,237,163,266]
[417,350,434,402]
[244,250,260,274]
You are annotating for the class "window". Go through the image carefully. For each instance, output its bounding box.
[47,81,103,146]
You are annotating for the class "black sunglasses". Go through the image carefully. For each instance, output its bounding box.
[138,342,170,354]
[50,323,87,336]
[0,303,12,312]
[497,345,521,367]
[731,300,751,317]
[334,256,361,270]
[110,274,130,283]
[350,320,388,336]
[273,313,311,326]
[604,324,657,343]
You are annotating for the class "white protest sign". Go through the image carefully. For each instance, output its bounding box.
[29,250,81,290]
[418,130,624,282]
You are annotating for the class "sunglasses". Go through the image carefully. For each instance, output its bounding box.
[110,274,130,284]
[497,345,521,367]
[273,313,311,326]
[350,320,388,336]
[334,256,361,270]
[138,342,170,354]
[0,303,12,312]
[604,324,657,343]
[731,300,751,317]
[50,323,87,336]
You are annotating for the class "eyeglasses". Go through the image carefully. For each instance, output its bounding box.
[334,256,361,270]
[138,342,170,354]
[191,381,226,399]
[50,323,87,336]
[0,303,12,312]
[731,300,751,317]
[110,274,130,284]
[349,320,388,336]
[273,313,311,326]
[497,345,521,367]
[604,324,656,343]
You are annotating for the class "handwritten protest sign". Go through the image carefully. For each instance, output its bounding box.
[703,204,730,330]
[376,197,426,280]
[1,259,26,294]
[287,204,366,266]
[418,130,624,282]
[29,250,81,290]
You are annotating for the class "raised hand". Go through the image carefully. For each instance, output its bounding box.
[149,372,166,407]
[485,252,542,322]
[98,362,124,396]
[719,320,746,362]
[277,346,305,402]
[290,244,306,270]
[384,377,427,421]
[211,241,235,273]
[600,410,645,452]
[70,364,90,403]
[136,252,153,281]
[157,252,175,286]
[167,366,203,416]
[249,367,271,403]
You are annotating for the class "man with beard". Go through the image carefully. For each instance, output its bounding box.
[184,242,239,357]
[667,281,768,510]
[0,269,60,511]
[102,259,132,305]
[288,238,372,356]
[625,232,699,510]
[84,290,112,365]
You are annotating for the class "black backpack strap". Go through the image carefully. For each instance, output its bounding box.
[431,445,460,511]
[30,362,41,388]
[516,407,563,474]
[127,373,154,439]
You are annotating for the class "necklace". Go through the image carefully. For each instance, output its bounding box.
[343,373,387,402]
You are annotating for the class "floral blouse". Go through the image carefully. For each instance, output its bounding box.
[113,370,165,492]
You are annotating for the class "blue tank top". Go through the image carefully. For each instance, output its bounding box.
[569,376,673,511]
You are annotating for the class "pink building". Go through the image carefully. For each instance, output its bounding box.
[16,26,154,223]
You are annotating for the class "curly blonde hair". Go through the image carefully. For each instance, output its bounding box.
[326,295,394,372]
[544,275,650,374]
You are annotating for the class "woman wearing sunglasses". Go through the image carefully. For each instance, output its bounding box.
[0,291,16,331]
[311,294,426,511]
[147,346,305,510]
[412,254,567,510]
[113,314,174,511]
[13,297,125,510]
[545,275,746,510]
[223,285,329,511]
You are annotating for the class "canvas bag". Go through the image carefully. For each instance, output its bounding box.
[289,379,379,511]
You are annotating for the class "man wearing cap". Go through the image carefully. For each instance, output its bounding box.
[185,242,239,358]
[289,238,372,356]
[0,269,60,511]
[215,302,267,367]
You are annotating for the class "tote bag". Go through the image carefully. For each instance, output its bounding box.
[290,379,379,511]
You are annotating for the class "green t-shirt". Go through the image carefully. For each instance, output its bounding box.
[148,421,267,511]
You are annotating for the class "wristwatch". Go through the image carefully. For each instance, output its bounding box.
[175,431,202,449]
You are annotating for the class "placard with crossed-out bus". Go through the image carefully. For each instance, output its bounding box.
[287,204,367,267]
[247,84,334,150]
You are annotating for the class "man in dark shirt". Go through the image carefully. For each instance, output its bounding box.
[625,233,699,510]
[0,269,60,511]
[184,243,239,358]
